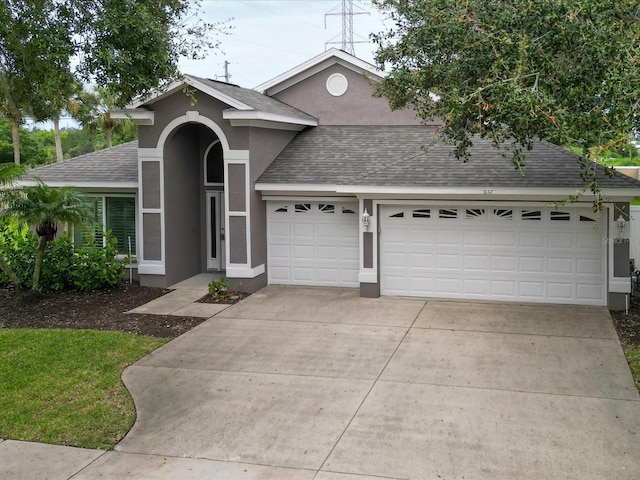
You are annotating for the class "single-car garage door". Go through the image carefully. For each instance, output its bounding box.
[380,205,606,305]
[267,201,359,287]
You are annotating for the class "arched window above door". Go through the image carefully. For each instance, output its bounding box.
[205,140,224,185]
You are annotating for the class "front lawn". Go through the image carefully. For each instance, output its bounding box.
[0,328,167,449]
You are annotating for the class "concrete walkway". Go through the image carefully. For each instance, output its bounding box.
[3,286,640,479]
[127,273,228,318]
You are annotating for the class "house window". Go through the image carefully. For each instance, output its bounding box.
[550,211,571,221]
[205,141,224,184]
[106,197,137,255]
[74,196,136,256]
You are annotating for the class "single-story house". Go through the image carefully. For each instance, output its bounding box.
[23,49,640,308]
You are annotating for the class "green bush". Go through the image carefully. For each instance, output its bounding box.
[72,234,126,292]
[208,277,228,298]
[0,223,126,292]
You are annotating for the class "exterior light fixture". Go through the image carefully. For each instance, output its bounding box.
[362,208,370,231]
[617,215,627,236]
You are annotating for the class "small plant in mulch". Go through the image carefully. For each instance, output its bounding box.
[198,290,250,305]
[199,277,250,305]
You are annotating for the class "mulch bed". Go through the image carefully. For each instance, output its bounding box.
[611,308,640,346]
[0,284,210,338]
[198,291,250,305]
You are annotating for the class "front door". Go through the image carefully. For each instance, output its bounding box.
[206,191,226,270]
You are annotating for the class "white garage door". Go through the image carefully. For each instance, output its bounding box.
[267,201,359,287]
[381,205,607,305]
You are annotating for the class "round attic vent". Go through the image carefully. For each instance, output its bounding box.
[326,73,348,97]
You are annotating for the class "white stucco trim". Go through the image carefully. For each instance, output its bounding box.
[226,264,265,278]
[255,183,338,193]
[608,204,632,293]
[157,111,231,152]
[358,271,378,283]
[340,185,640,199]
[223,109,318,128]
[137,263,166,275]
[256,48,385,95]
[111,109,154,125]
[17,180,138,189]
[128,77,254,111]
[224,155,254,275]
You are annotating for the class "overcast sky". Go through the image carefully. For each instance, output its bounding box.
[33,0,388,129]
[180,0,389,88]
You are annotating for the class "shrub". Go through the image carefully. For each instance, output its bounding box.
[71,234,126,292]
[208,277,228,298]
[0,224,126,292]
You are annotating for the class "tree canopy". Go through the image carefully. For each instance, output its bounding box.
[0,0,224,163]
[372,0,640,193]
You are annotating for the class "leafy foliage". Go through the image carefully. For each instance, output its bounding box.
[208,277,228,298]
[0,223,126,292]
[1,182,95,290]
[373,0,640,207]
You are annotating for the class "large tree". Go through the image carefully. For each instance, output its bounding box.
[372,0,640,206]
[0,0,224,162]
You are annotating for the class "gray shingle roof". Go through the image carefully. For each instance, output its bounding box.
[23,141,138,185]
[257,126,640,190]
[191,77,317,123]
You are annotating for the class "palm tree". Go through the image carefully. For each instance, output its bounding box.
[1,181,93,291]
[75,87,135,149]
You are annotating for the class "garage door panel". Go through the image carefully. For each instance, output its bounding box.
[381,205,606,305]
[548,232,573,248]
[463,279,489,295]
[577,258,603,275]
[519,257,545,273]
[519,232,545,248]
[463,255,489,270]
[547,283,574,301]
[491,231,517,246]
[464,231,490,247]
[548,257,573,274]
[491,256,517,272]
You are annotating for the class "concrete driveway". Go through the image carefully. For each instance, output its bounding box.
[81,286,639,479]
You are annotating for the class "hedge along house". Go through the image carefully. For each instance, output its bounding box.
[25,49,640,308]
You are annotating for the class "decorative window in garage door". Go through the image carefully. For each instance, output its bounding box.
[412,209,431,218]
[466,208,486,219]
[522,209,542,221]
[493,209,513,220]
[319,204,335,213]
[550,211,571,221]
[439,208,458,219]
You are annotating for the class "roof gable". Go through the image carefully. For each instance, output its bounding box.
[256,48,386,96]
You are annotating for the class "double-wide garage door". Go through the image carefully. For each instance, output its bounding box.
[267,201,359,287]
[381,205,606,305]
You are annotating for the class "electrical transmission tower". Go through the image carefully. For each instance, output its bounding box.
[325,0,370,56]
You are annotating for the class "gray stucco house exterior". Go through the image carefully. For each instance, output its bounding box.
[25,49,640,308]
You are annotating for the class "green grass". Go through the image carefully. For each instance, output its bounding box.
[621,343,640,392]
[0,329,167,449]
